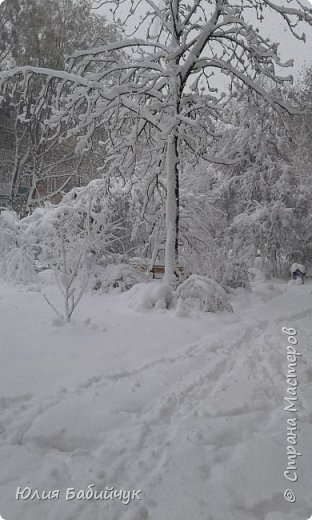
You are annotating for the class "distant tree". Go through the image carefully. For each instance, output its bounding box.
[1,0,119,69]
[0,0,13,70]
[0,0,119,212]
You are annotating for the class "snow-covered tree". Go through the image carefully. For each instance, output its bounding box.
[0,0,13,70]
[285,67,312,270]
[0,0,119,70]
[1,0,311,288]
[0,0,119,212]
[210,91,296,276]
[207,80,312,279]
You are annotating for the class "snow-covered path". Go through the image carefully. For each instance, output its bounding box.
[1,279,312,520]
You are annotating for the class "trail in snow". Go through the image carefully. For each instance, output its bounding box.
[0,279,312,520]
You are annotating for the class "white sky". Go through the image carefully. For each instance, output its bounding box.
[96,0,312,83]
[0,0,310,76]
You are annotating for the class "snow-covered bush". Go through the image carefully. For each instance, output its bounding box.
[0,247,37,285]
[248,267,266,283]
[21,180,125,262]
[126,281,173,311]
[18,182,131,320]
[0,210,37,284]
[0,210,19,254]
[222,260,250,290]
[177,275,233,313]
[88,262,150,293]
[20,201,90,320]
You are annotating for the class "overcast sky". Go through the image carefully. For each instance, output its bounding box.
[0,0,310,80]
[95,0,312,83]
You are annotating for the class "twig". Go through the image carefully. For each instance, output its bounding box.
[43,293,62,318]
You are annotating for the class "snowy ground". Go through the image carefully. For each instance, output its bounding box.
[1,275,312,520]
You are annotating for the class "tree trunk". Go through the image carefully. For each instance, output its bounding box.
[164,132,179,286]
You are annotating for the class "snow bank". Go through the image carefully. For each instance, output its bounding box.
[177,274,233,313]
[126,275,233,314]
[1,277,312,520]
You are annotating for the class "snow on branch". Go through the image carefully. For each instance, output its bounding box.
[1,0,311,284]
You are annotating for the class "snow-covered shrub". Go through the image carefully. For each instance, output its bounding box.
[88,262,150,293]
[222,260,250,290]
[126,281,173,311]
[0,210,19,254]
[42,231,88,321]
[20,201,91,320]
[0,247,37,284]
[18,181,130,320]
[21,180,124,262]
[20,207,86,320]
[177,275,233,313]
[248,267,266,283]
[0,210,37,284]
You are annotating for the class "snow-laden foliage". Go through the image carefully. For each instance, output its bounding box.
[0,0,120,213]
[125,161,228,278]
[0,209,37,284]
[0,209,18,254]
[0,247,37,285]
[1,0,311,285]
[209,92,310,279]
[21,202,90,320]
[178,164,228,278]
[21,180,126,261]
[177,275,233,313]
[18,181,129,319]
[126,281,173,311]
[222,260,250,290]
[88,261,150,293]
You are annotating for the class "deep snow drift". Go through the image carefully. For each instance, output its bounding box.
[1,276,312,520]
